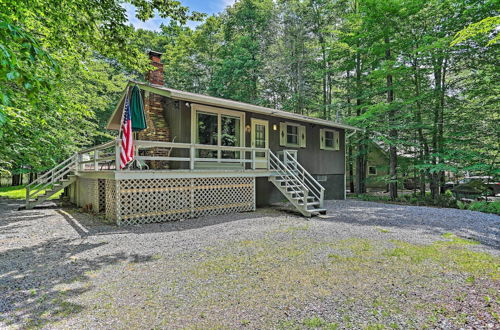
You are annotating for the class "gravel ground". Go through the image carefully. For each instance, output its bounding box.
[0,198,499,329]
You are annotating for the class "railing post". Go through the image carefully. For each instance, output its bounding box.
[267,149,270,170]
[251,149,256,170]
[320,189,325,208]
[78,153,83,172]
[94,150,98,171]
[115,138,120,170]
[190,145,195,170]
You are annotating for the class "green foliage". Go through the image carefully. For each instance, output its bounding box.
[452,16,500,46]
[0,0,202,174]
[467,201,500,215]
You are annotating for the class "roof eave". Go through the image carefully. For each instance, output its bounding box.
[129,80,362,131]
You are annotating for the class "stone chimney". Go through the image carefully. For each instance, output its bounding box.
[139,50,170,169]
[146,50,164,85]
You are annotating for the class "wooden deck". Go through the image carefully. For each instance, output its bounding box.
[77,139,272,176]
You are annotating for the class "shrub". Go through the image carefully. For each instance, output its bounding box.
[467,201,500,215]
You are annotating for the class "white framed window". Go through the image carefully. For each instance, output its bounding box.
[191,104,245,159]
[320,128,340,150]
[368,166,377,175]
[280,122,306,148]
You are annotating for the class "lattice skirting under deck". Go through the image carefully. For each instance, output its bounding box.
[103,177,255,226]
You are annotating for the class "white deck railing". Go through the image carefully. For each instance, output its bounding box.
[76,139,269,171]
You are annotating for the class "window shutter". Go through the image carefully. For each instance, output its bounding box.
[334,131,340,150]
[279,122,286,146]
[299,125,306,148]
[320,128,325,150]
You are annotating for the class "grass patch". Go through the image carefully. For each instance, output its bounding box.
[385,238,497,280]
[181,234,499,328]
[441,232,479,245]
[0,185,62,200]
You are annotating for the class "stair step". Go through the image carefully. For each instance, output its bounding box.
[298,201,320,207]
[308,208,327,215]
[291,196,315,201]
[275,179,299,184]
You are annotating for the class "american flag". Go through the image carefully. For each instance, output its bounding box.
[120,95,134,169]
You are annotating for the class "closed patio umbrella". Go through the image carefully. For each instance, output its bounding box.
[130,85,147,131]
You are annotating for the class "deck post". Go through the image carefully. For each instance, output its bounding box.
[115,138,120,170]
[77,153,83,172]
[94,150,98,171]
[189,145,195,170]
[251,149,256,170]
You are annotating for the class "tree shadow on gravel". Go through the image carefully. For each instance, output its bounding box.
[0,198,55,231]
[319,200,500,250]
[0,237,155,328]
[54,206,274,238]
[3,197,280,239]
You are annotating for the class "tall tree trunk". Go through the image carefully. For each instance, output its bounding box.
[430,55,446,199]
[355,51,366,194]
[386,37,398,200]
[12,173,21,186]
[438,58,447,193]
[412,55,429,196]
[346,70,355,193]
[321,42,328,119]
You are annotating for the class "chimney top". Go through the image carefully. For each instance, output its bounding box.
[148,50,163,58]
[146,50,164,85]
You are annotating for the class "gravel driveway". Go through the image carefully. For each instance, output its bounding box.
[1,198,499,329]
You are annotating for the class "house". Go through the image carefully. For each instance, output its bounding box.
[25,51,360,225]
[346,141,390,192]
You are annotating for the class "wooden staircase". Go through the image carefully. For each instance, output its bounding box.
[268,150,326,217]
[24,154,78,210]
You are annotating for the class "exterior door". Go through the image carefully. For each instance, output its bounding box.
[251,119,269,169]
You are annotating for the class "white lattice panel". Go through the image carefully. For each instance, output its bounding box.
[191,177,254,218]
[111,177,255,226]
[118,178,191,225]
[105,179,117,221]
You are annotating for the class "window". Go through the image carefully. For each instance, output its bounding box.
[320,128,340,150]
[368,166,377,175]
[325,130,334,148]
[192,105,244,159]
[197,112,218,158]
[280,122,306,148]
[221,114,241,159]
[287,125,299,145]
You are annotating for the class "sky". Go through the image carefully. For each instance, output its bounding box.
[124,0,236,31]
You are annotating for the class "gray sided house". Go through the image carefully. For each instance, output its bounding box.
[25,52,360,225]
[347,141,390,192]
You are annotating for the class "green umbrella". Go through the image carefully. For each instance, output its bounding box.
[130,85,147,131]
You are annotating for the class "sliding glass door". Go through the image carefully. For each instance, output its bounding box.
[192,105,245,164]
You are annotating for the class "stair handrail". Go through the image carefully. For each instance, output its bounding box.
[268,151,309,196]
[283,150,325,207]
[26,154,78,202]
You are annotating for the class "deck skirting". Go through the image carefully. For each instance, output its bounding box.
[71,176,255,225]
